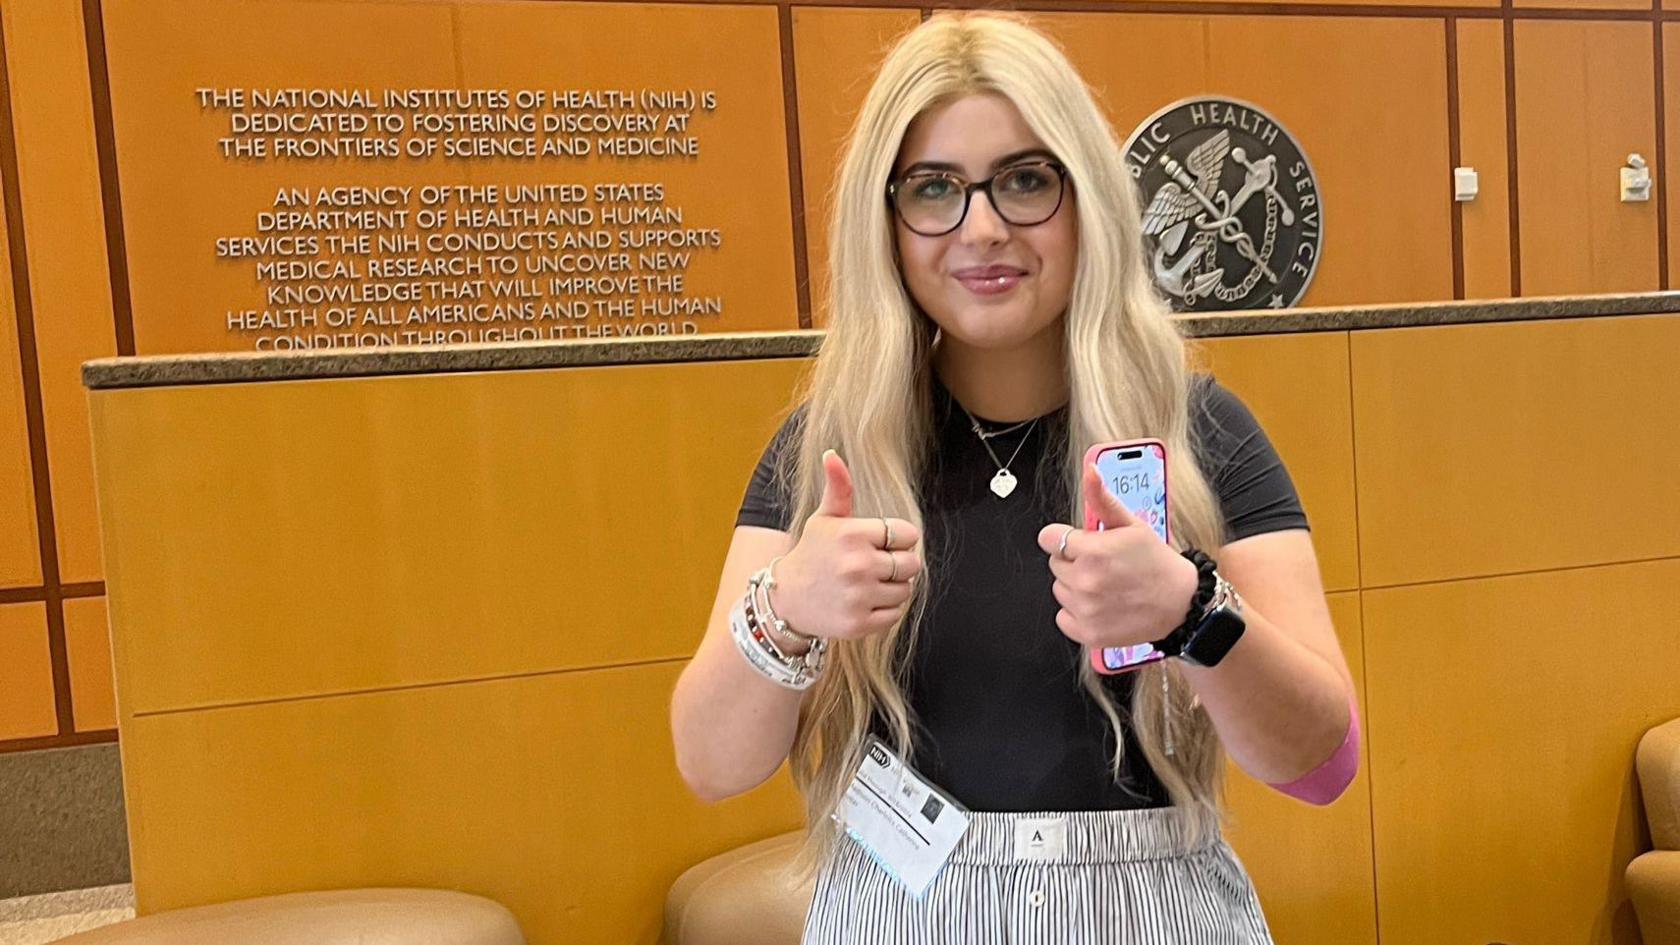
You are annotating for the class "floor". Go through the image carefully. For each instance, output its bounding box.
[0,745,130,902]
[0,885,134,945]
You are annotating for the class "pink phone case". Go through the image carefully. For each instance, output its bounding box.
[1082,438,1170,675]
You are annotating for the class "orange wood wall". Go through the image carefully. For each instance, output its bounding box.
[89,313,1680,944]
[1,0,118,754]
[2,0,1678,899]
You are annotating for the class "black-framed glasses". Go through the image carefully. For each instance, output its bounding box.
[886,161,1068,237]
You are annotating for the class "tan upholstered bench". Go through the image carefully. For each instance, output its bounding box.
[49,888,524,945]
[1630,717,1680,945]
[665,831,814,945]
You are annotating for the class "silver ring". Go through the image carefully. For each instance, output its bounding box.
[887,551,899,583]
[1057,525,1075,560]
[881,517,893,550]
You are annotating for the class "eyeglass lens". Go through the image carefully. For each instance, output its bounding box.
[894,164,1064,235]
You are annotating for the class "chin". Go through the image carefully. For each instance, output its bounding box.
[936,313,1042,349]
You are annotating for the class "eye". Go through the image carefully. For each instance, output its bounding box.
[907,174,960,201]
[997,165,1054,194]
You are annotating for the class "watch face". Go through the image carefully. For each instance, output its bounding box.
[1183,607,1246,667]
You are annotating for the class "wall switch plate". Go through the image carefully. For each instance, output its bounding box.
[1453,167,1479,202]
[1622,153,1653,203]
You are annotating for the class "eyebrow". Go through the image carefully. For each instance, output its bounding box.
[898,148,1058,177]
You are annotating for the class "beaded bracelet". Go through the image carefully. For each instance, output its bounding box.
[728,580,827,690]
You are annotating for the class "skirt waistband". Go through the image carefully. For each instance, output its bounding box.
[947,806,1220,866]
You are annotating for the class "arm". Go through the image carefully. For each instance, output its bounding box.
[673,444,919,803]
[1047,463,1357,800]
[1177,528,1358,797]
[670,525,807,803]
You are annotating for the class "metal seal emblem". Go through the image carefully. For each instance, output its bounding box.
[1123,97,1323,311]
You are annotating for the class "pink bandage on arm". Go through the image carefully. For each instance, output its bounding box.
[1265,694,1360,805]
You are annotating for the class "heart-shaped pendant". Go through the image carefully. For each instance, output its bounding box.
[990,468,1017,499]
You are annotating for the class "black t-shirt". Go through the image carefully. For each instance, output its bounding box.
[734,372,1309,811]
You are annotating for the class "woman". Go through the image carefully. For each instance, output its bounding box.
[670,11,1358,943]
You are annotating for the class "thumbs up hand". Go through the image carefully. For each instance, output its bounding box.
[771,450,924,643]
[1035,463,1199,650]
[814,446,855,518]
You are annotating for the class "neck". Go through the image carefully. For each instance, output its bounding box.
[933,324,1069,423]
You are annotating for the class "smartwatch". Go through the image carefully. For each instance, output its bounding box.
[1176,574,1246,668]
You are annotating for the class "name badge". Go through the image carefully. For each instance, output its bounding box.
[837,736,970,898]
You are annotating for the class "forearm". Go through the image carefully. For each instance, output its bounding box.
[1178,602,1354,787]
[671,627,808,802]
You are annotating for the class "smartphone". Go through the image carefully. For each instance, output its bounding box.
[1082,438,1170,675]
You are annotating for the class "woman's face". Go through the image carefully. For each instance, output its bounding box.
[891,92,1078,351]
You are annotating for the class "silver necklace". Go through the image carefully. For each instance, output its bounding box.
[970,416,1034,439]
[959,404,1039,499]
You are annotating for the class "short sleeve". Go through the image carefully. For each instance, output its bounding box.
[1190,375,1310,542]
[734,404,806,532]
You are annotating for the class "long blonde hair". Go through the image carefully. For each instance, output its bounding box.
[776,11,1229,869]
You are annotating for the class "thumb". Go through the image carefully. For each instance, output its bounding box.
[816,449,854,518]
[1082,462,1137,531]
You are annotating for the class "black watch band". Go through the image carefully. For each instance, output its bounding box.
[1155,549,1217,659]
[1155,548,1246,667]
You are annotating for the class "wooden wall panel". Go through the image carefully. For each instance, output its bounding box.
[4,0,115,586]
[1515,0,1648,13]
[103,0,800,355]
[0,601,55,740]
[1196,332,1359,592]
[1456,19,1514,300]
[92,309,1680,933]
[1665,25,1680,285]
[63,595,114,732]
[98,0,456,358]
[1225,592,1375,945]
[1365,559,1679,945]
[1514,21,1660,295]
[454,2,799,332]
[792,6,919,330]
[1164,0,1495,6]
[0,156,40,588]
[91,357,810,714]
[1040,14,1454,307]
[1350,314,1680,587]
[120,660,804,943]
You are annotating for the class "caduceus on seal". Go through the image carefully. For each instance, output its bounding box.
[1139,129,1297,306]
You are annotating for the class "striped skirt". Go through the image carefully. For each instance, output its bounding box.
[801,806,1274,945]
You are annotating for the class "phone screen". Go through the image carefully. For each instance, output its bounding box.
[1092,441,1169,672]
[1093,443,1168,542]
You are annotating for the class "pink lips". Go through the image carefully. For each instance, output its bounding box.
[952,264,1028,296]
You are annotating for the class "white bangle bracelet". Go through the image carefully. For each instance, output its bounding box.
[729,594,825,690]
[752,560,818,646]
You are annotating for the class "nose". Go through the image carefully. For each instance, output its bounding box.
[957,188,1008,247]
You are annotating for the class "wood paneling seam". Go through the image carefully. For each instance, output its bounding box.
[499,0,1680,21]
[0,0,76,738]
[1655,20,1669,289]
[1358,590,1382,945]
[1343,332,1366,596]
[1447,18,1466,300]
[1361,551,1680,592]
[129,654,695,719]
[778,4,814,329]
[1343,332,1379,940]
[1504,15,1522,295]
[0,581,103,604]
[80,0,134,356]
[0,729,116,753]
